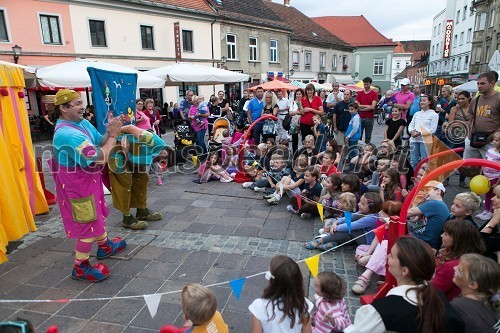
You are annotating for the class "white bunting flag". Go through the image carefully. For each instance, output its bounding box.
[144,294,162,318]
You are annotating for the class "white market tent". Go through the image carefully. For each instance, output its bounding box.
[35,59,165,88]
[146,62,249,86]
[453,80,478,93]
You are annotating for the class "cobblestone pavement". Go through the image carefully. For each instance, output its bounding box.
[0,122,467,332]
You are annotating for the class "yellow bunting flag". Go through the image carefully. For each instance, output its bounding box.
[305,255,319,278]
[316,202,324,221]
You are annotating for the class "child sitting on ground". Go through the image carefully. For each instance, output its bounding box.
[341,173,362,203]
[365,159,390,191]
[389,155,408,190]
[350,143,376,179]
[318,192,357,238]
[265,156,308,205]
[296,135,317,165]
[448,192,482,229]
[305,192,382,251]
[379,168,403,202]
[319,150,339,183]
[287,166,323,219]
[312,272,352,332]
[198,151,233,183]
[319,174,342,219]
[160,283,228,333]
[246,154,289,192]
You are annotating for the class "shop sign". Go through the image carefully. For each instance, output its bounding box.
[174,22,181,61]
[424,79,432,85]
[443,20,453,58]
[437,78,446,85]
[451,77,466,83]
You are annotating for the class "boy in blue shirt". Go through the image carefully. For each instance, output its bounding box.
[343,102,362,170]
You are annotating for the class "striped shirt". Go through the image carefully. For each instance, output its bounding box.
[313,296,352,333]
[484,148,500,179]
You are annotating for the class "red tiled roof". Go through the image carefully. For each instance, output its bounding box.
[139,0,215,14]
[265,2,352,50]
[394,40,430,61]
[217,0,291,31]
[312,16,396,47]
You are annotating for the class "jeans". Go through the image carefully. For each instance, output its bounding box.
[195,129,207,155]
[360,117,374,143]
[409,141,428,170]
[253,121,264,145]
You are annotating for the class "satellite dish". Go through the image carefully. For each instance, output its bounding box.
[312,32,318,37]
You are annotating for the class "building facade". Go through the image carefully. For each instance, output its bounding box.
[427,1,476,94]
[266,2,354,85]
[469,0,500,75]
[391,41,430,88]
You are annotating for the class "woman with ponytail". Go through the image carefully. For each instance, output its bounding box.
[345,237,465,333]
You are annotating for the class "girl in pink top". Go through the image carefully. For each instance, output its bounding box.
[134,99,152,130]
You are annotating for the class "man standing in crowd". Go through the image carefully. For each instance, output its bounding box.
[333,89,352,145]
[408,83,422,126]
[247,86,265,144]
[276,90,290,140]
[179,90,194,121]
[355,77,378,143]
[326,82,344,115]
[464,71,500,160]
[393,78,415,121]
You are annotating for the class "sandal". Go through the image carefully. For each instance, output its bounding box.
[357,255,371,267]
[351,276,370,295]
[317,242,335,251]
[304,241,319,250]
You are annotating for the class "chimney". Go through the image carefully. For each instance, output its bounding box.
[284,0,290,6]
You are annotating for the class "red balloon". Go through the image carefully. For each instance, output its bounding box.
[46,325,58,333]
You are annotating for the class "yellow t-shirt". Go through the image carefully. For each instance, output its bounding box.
[191,311,228,333]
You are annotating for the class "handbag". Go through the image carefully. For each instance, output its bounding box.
[262,119,277,135]
[282,113,292,131]
[470,95,488,148]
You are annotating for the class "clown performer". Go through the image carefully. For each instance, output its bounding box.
[50,89,129,282]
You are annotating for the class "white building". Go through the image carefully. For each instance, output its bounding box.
[427,1,476,94]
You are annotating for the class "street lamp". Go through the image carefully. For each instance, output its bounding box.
[351,71,359,80]
[12,44,22,64]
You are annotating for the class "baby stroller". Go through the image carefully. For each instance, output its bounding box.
[208,117,231,152]
[172,119,200,167]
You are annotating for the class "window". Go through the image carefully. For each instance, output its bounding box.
[226,34,236,60]
[433,26,436,36]
[89,19,106,47]
[305,51,312,66]
[470,1,474,16]
[396,61,400,69]
[476,12,486,31]
[270,39,278,62]
[332,55,337,69]
[459,32,464,45]
[464,55,469,69]
[373,59,384,75]
[140,25,154,50]
[456,10,461,23]
[490,9,496,28]
[0,10,8,42]
[444,60,448,70]
[40,14,61,45]
[457,57,462,70]
[467,28,472,42]
[438,23,441,34]
[249,37,258,61]
[432,45,435,55]
[406,61,410,67]
[319,52,326,69]
[451,58,456,71]
[463,6,467,20]
[292,51,299,65]
[342,55,348,67]
[453,35,457,48]
[474,47,482,63]
[182,30,193,52]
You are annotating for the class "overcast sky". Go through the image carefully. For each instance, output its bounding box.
[272,0,446,41]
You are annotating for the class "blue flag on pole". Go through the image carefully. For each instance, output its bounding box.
[87,67,137,134]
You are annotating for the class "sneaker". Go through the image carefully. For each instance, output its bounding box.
[314,233,329,240]
[253,186,266,192]
[122,215,148,230]
[301,213,313,219]
[96,237,127,259]
[136,208,162,221]
[267,196,279,204]
[459,181,468,188]
[287,205,297,214]
[475,210,493,221]
[220,177,233,183]
[72,260,109,282]
[242,182,253,188]
[157,178,163,186]
[351,276,370,295]
[318,228,325,234]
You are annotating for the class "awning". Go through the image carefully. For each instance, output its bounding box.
[329,74,355,85]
